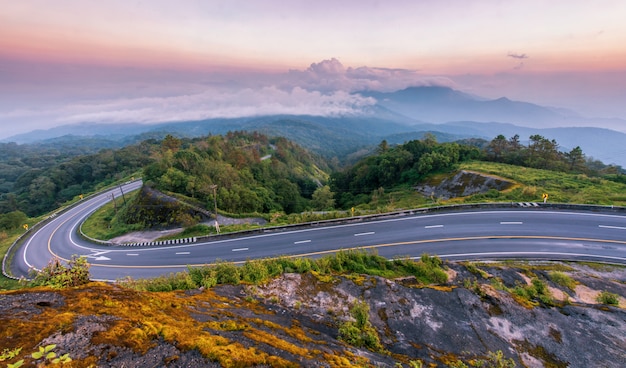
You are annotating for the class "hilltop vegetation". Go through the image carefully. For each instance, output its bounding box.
[330,133,625,209]
[2,130,625,242]
[0,140,154,216]
[143,131,328,215]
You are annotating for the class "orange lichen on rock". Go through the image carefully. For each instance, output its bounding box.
[0,282,363,367]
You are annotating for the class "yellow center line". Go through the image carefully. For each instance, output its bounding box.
[47,212,76,264]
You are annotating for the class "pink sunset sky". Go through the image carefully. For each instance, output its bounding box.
[1,0,625,139]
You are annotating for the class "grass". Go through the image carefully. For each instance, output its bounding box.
[80,190,144,240]
[119,250,448,292]
[456,161,626,205]
[0,232,21,290]
[549,271,577,290]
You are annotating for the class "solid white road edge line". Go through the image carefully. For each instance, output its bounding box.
[431,251,626,262]
[599,225,626,230]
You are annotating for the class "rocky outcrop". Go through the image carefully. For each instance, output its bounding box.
[1,262,624,367]
[415,170,516,200]
[253,262,626,367]
[121,185,211,228]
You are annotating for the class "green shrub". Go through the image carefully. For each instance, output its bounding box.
[29,256,90,289]
[241,259,270,284]
[511,278,553,307]
[477,350,516,368]
[465,263,489,279]
[263,258,285,277]
[596,291,619,305]
[549,271,576,290]
[338,301,383,352]
[213,260,241,285]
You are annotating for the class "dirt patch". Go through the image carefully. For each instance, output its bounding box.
[574,284,601,304]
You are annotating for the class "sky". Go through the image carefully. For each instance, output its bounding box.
[1,0,626,139]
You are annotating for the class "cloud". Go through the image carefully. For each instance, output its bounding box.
[507,52,528,59]
[0,58,457,136]
[46,59,453,124]
[285,58,456,92]
[3,86,377,126]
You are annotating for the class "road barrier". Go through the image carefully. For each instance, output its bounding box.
[190,202,626,244]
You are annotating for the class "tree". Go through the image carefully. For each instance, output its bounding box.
[159,167,189,193]
[377,140,389,153]
[311,185,335,210]
[526,134,561,170]
[162,134,182,152]
[0,210,28,230]
[565,146,586,172]
[272,178,303,214]
[486,135,508,162]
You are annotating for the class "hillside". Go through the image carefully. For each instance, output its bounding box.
[1,259,624,367]
[141,132,329,216]
[0,131,331,220]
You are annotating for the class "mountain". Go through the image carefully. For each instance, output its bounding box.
[1,115,417,159]
[359,86,577,127]
[3,123,153,144]
[3,86,625,167]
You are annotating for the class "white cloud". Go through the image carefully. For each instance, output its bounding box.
[0,58,459,138]
[35,86,376,124]
[285,58,456,92]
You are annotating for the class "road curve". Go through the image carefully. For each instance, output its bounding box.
[11,182,626,281]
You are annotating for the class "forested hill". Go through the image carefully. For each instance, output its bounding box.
[142,131,329,214]
[2,127,625,236]
[0,132,328,219]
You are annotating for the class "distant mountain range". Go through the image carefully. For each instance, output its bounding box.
[3,86,625,167]
[359,86,576,127]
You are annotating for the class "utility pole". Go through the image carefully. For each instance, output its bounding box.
[111,193,117,214]
[210,184,220,233]
[118,184,127,205]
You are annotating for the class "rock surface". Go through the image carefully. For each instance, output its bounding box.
[415,170,516,200]
[1,262,624,367]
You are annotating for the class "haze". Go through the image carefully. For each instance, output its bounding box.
[1,0,626,139]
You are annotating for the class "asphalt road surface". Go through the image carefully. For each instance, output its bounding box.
[11,182,626,281]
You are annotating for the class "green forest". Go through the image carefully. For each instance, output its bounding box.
[1,130,625,236]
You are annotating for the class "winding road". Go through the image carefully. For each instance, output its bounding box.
[10,182,626,281]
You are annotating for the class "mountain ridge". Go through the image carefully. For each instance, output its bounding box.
[3,86,625,167]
